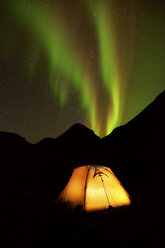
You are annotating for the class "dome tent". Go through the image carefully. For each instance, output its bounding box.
[58,165,131,211]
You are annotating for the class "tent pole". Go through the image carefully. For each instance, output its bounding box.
[84,166,90,210]
[100,176,110,208]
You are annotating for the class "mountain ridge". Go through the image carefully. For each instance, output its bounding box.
[0,90,164,166]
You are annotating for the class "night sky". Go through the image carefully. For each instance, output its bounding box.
[0,0,164,143]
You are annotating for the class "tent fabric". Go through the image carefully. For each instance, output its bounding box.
[58,165,131,211]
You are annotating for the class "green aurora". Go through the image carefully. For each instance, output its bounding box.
[88,0,121,134]
[0,0,164,141]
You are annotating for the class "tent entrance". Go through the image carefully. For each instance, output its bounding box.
[99,174,111,208]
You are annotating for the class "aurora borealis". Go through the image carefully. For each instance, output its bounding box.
[0,0,164,143]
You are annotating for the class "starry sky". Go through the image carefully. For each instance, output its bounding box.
[0,0,164,143]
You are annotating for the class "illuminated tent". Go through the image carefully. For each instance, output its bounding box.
[58,165,131,211]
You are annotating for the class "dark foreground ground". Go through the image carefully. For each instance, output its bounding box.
[1,192,164,248]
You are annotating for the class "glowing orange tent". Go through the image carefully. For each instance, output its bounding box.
[58,165,131,211]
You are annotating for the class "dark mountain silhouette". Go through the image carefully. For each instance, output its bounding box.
[0,131,28,152]
[100,90,165,162]
[39,123,99,144]
[37,122,100,152]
